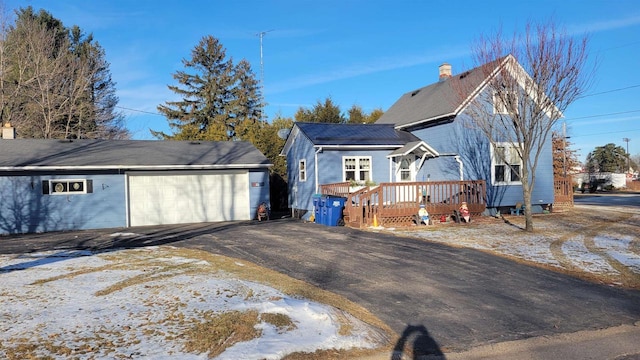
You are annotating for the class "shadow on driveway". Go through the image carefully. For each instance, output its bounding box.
[1,218,640,353]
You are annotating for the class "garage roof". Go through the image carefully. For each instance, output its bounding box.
[0,139,272,171]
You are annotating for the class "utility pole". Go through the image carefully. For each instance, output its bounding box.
[623,137,631,173]
[257,30,274,123]
[562,121,568,178]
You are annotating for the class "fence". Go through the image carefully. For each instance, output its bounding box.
[553,177,574,211]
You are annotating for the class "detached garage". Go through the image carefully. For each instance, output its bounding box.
[0,132,271,235]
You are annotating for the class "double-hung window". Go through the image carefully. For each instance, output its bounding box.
[343,156,371,183]
[299,160,306,182]
[398,156,415,182]
[492,143,522,185]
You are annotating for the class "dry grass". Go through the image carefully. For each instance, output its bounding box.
[260,312,297,333]
[183,310,262,358]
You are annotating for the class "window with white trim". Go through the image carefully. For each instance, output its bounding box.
[398,156,415,182]
[343,156,371,182]
[491,143,522,185]
[299,159,306,182]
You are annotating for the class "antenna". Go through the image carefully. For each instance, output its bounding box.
[257,29,274,122]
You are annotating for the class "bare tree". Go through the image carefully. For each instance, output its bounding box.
[461,21,594,231]
[1,7,128,140]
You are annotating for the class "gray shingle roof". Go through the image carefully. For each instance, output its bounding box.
[376,57,505,128]
[295,122,419,146]
[0,139,271,170]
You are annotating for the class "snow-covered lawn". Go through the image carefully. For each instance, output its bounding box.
[0,246,385,359]
[396,205,640,288]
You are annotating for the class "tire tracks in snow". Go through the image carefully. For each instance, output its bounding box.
[549,212,639,287]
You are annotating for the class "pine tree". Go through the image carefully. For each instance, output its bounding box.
[586,143,628,173]
[294,97,344,123]
[154,35,262,140]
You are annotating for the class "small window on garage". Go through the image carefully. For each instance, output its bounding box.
[299,160,307,182]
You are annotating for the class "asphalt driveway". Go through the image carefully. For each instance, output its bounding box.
[3,218,639,353]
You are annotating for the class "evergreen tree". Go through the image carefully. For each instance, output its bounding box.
[586,143,628,173]
[346,104,384,124]
[154,35,262,141]
[294,97,344,123]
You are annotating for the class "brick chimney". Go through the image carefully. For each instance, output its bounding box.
[2,122,15,139]
[439,63,452,81]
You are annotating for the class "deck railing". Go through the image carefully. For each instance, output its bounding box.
[321,180,487,228]
[319,182,351,197]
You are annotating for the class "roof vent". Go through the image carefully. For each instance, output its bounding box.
[411,89,421,97]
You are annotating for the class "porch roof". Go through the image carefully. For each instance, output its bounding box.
[386,140,439,159]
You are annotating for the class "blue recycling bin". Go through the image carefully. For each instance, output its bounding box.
[320,195,329,225]
[312,194,322,223]
[325,196,346,226]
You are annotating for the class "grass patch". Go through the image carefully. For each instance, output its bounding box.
[183,310,261,358]
[260,312,297,333]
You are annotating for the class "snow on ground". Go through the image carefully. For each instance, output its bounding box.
[0,246,381,360]
[396,207,640,282]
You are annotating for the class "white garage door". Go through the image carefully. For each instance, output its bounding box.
[128,170,250,226]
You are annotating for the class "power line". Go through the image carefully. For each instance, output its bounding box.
[577,84,640,99]
[564,109,640,122]
[116,105,163,116]
[571,128,640,138]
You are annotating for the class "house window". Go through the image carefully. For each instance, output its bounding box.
[399,156,414,182]
[343,156,371,183]
[492,143,522,185]
[493,91,518,115]
[299,160,306,182]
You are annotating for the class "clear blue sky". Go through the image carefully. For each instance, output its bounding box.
[6,0,640,162]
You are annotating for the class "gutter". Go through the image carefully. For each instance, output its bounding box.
[0,164,273,171]
[439,153,464,181]
[314,147,322,193]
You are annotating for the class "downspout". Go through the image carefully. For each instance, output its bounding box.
[389,157,393,182]
[454,156,464,181]
[314,147,322,194]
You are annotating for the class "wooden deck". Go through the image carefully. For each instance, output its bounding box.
[320,180,487,228]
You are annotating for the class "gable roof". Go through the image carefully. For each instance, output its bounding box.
[0,139,271,171]
[376,56,507,129]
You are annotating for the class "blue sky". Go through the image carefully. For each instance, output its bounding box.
[6,0,640,162]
